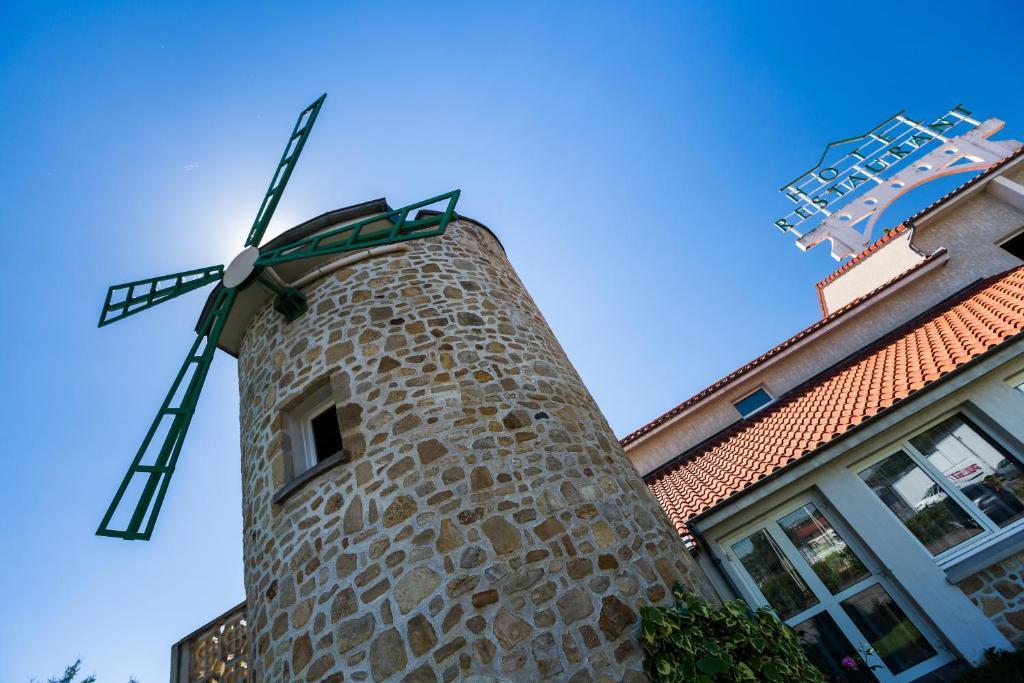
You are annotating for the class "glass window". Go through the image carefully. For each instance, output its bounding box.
[778,503,870,594]
[1000,231,1024,261]
[858,450,983,555]
[734,388,773,418]
[732,529,818,619]
[792,611,877,682]
[310,405,343,463]
[841,584,937,674]
[910,415,1024,528]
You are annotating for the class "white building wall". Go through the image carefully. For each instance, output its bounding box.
[820,230,925,314]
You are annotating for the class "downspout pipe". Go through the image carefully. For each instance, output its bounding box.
[690,526,742,601]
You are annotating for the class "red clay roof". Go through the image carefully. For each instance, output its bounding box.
[646,266,1024,541]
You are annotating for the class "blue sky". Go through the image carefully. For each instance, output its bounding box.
[2,1,1024,680]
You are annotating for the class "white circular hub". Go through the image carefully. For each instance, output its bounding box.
[223,246,260,288]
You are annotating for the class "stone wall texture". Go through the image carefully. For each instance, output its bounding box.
[956,549,1024,648]
[236,218,718,682]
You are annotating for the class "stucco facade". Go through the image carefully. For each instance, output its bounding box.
[233,217,716,681]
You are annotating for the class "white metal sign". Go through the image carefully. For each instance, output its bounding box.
[776,106,1021,261]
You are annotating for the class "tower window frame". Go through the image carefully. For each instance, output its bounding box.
[303,400,345,467]
[273,379,352,505]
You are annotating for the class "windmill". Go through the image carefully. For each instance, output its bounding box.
[96,93,460,541]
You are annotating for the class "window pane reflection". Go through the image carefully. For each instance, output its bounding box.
[778,504,870,594]
[735,388,773,417]
[732,529,818,620]
[859,450,982,555]
[910,415,1024,528]
[841,584,936,674]
[793,611,877,682]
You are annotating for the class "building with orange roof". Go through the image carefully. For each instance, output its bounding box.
[623,118,1024,680]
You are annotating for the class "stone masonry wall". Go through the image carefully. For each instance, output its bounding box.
[236,218,718,682]
[956,549,1024,648]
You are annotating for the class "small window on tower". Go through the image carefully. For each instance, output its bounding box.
[280,380,351,486]
[999,229,1024,261]
[309,404,344,463]
[273,378,354,505]
[733,387,774,418]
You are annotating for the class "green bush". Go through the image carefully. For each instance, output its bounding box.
[956,648,1024,682]
[640,586,823,682]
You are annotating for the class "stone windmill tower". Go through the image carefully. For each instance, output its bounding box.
[226,205,716,681]
[94,95,715,681]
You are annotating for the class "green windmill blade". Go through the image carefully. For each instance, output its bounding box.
[98,265,224,327]
[243,93,327,248]
[256,190,460,267]
[98,92,466,541]
[97,287,238,540]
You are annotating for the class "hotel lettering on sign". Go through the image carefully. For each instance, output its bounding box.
[774,105,1021,260]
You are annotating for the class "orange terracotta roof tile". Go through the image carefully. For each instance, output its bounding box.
[646,266,1024,542]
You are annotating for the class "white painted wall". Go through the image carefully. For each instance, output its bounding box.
[820,230,926,314]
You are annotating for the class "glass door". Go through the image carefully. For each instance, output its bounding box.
[725,499,952,682]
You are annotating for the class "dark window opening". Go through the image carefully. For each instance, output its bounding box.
[310,405,343,463]
[734,388,773,418]
[1001,231,1024,261]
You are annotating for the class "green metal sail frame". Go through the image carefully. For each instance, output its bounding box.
[98,266,224,327]
[244,94,326,248]
[256,190,460,266]
[97,287,238,540]
[96,92,463,541]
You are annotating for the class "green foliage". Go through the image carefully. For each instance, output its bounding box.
[35,660,96,683]
[30,660,137,683]
[640,586,824,683]
[955,648,1024,682]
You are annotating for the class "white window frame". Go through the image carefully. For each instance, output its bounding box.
[732,386,775,418]
[1007,368,1024,394]
[720,492,952,682]
[286,383,339,478]
[850,407,1024,569]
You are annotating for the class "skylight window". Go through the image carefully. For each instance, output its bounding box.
[999,229,1024,261]
[734,388,774,418]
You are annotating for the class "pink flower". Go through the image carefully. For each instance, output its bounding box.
[840,656,859,671]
